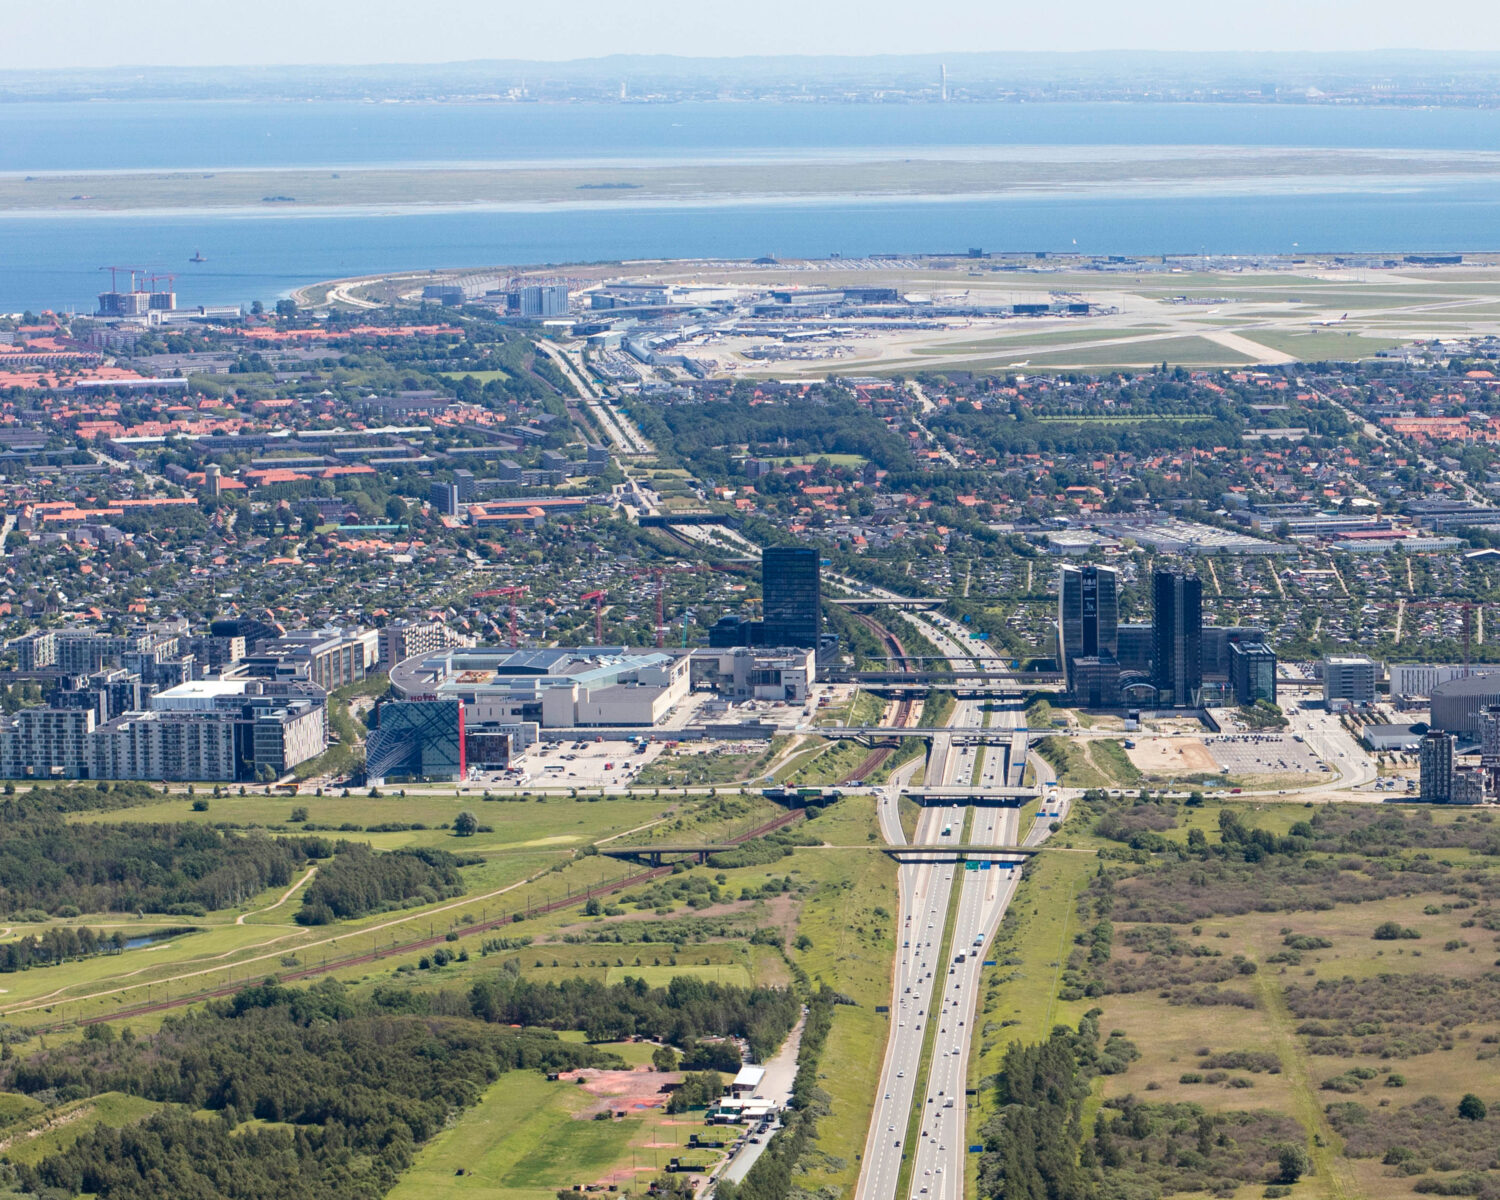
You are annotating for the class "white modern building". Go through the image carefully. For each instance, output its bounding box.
[390,646,690,729]
[1323,656,1377,707]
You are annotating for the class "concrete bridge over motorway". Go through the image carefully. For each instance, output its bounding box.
[826,669,1064,685]
[814,725,1051,744]
[599,842,1041,865]
[905,787,1040,804]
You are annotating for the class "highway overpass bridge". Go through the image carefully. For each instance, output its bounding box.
[826,669,1064,685]
[599,842,1041,865]
[815,725,1048,744]
[905,786,1040,804]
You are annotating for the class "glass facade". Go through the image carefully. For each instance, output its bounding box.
[1229,642,1277,706]
[1152,570,1203,708]
[366,700,466,781]
[761,547,821,649]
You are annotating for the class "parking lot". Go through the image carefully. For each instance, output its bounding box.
[510,738,665,790]
[1207,734,1327,777]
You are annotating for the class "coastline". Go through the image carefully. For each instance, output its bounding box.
[1,150,1499,217]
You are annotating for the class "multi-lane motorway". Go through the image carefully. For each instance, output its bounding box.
[856,608,1068,1200]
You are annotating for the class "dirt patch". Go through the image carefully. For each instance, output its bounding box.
[561,1067,676,1117]
[1125,736,1219,775]
[0,1103,91,1153]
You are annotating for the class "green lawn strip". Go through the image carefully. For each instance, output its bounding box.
[965,849,1094,1200]
[899,796,923,843]
[788,798,900,1196]
[894,826,968,1200]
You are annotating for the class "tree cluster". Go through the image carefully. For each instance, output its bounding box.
[296,844,471,925]
[467,972,798,1062]
[0,821,307,917]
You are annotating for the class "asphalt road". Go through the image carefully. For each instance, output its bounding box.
[858,606,1058,1200]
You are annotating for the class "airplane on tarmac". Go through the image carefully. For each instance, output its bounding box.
[1310,312,1349,327]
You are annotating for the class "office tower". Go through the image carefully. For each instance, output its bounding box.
[1419,730,1455,803]
[761,546,821,649]
[1058,565,1118,691]
[1323,656,1377,707]
[1229,642,1277,706]
[1152,569,1202,707]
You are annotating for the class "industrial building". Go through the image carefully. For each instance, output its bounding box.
[1389,663,1500,701]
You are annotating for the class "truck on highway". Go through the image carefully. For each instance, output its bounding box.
[954,952,966,964]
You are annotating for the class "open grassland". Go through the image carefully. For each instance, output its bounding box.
[3,793,785,1031]
[783,796,900,1198]
[388,1072,645,1200]
[1050,797,1500,1200]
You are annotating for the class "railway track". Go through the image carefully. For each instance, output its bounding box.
[840,612,918,783]
[58,808,807,1030]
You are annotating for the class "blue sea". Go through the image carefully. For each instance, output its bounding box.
[5,99,1500,312]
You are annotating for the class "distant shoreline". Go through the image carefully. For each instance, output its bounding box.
[2,149,1500,217]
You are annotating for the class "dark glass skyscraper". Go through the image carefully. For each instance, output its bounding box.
[1058,564,1118,693]
[1152,570,1203,707]
[761,546,821,648]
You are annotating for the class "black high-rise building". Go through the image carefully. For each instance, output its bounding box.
[1152,570,1203,707]
[1058,565,1119,696]
[761,546,821,648]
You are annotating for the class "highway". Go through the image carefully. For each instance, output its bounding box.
[536,340,654,456]
[857,604,1066,1200]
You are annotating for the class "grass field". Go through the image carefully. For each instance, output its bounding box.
[782,797,899,1198]
[1022,335,1260,368]
[387,1073,633,1200]
[603,964,751,988]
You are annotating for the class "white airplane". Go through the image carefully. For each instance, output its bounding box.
[1310,312,1349,326]
[1007,360,1029,368]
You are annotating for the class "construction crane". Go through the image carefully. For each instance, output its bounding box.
[99,266,142,292]
[1402,599,1478,672]
[147,273,176,294]
[580,590,606,645]
[473,585,528,648]
[651,565,711,648]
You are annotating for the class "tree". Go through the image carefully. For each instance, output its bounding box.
[274,298,298,317]
[1276,1143,1311,1184]
[652,1044,680,1073]
[453,810,479,837]
[1458,1093,1488,1121]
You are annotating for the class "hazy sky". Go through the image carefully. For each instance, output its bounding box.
[7,0,1500,69]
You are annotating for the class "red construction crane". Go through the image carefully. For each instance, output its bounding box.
[580,590,606,644]
[473,585,528,648]
[1401,599,1478,673]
